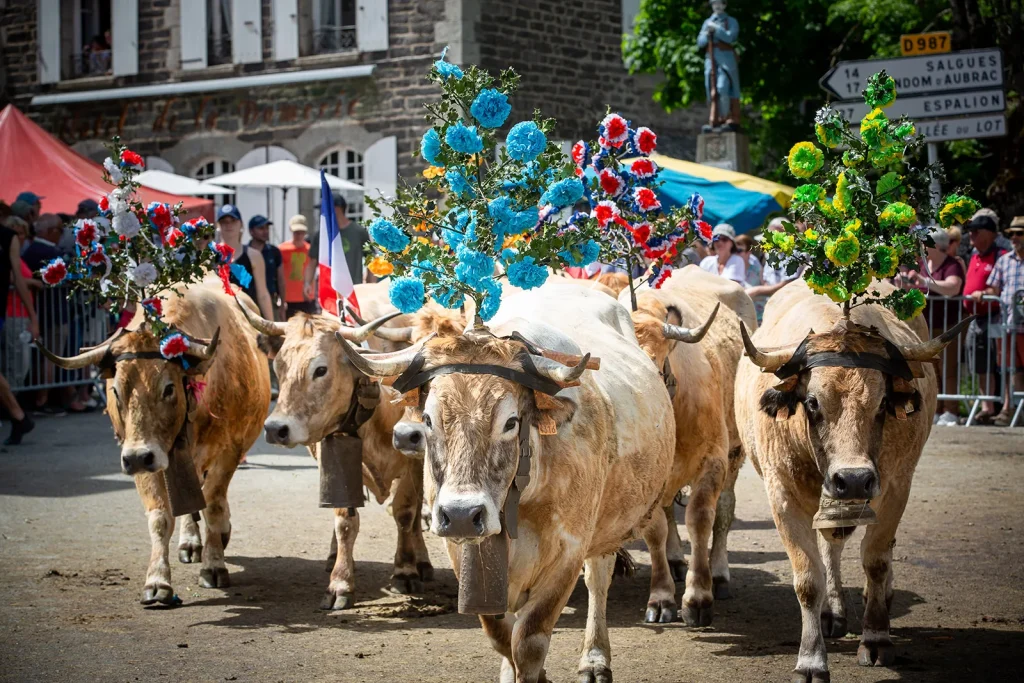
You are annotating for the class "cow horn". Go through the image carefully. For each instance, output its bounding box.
[740,322,797,372]
[662,302,720,344]
[337,311,406,343]
[342,300,367,325]
[191,327,221,361]
[368,325,415,343]
[529,353,591,384]
[35,341,109,370]
[335,332,434,377]
[895,315,974,361]
[236,298,287,336]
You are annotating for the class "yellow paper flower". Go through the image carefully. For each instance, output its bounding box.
[844,218,862,233]
[804,228,820,242]
[787,142,824,179]
[422,165,446,179]
[860,108,889,149]
[825,231,860,267]
[833,171,851,215]
[367,256,394,277]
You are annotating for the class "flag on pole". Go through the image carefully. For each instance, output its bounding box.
[318,170,359,317]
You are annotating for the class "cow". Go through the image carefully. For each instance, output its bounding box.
[237,305,434,609]
[337,284,720,683]
[38,280,271,604]
[734,279,970,682]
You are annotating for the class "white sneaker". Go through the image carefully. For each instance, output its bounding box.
[936,411,959,426]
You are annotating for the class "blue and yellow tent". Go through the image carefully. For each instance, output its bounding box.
[650,154,794,234]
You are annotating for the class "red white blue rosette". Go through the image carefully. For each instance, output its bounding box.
[41,258,68,285]
[591,200,621,228]
[633,187,661,213]
[599,113,630,149]
[598,168,625,197]
[631,126,657,156]
[159,332,190,362]
[648,263,673,289]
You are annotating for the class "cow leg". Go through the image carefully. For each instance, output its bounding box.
[480,613,516,682]
[817,530,850,638]
[710,447,741,599]
[177,514,203,564]
[642,503,678,623]
[135,473,176,606]
[857,488,910,668]
[325,530,337,572]
[578,554,615,683]
[198,459,234,589]
[664,505,687,582]
[322,507,359,610]
[681,455,725,627]
[389,458,432,593]
[510,558,581,683]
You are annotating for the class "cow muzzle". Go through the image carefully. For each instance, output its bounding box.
[392,421,426,457]
[825,466,880,501]
[432,490,501,540]
[121,445,168,475]
[264,415,307,448]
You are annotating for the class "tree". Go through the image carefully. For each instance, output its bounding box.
[624,0,1022,220]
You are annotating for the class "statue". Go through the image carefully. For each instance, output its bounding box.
[697,0,741,132]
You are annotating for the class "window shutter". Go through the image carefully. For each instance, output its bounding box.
[232,0,263,64]
[622,0,640,36]
[180,0,208,70]
[356,0,389,53]
[273,0,299,61]
[363,136,397,218]
[111,0,139,76]
[37,0,61,84]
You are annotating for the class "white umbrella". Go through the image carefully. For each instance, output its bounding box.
[207,159,364,193]
[135,169,234,196]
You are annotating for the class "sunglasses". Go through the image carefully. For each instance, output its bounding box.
[1009,229,1024,236]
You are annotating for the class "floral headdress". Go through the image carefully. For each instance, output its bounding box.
[40,138,219,362]
[764,71,980,320]
[364,49,601,324]
[569,112,711,309]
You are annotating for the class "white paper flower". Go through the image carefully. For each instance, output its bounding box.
[99,278,112,295]
[103,158,123,184]
[128,262,158,287]
[92,216,111,235]
[112,212,140,238]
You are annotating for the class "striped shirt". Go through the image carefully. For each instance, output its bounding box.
[987,250,1024,325]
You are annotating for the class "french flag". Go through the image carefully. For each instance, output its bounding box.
[318,170,360,317]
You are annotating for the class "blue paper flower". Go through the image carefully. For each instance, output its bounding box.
[434,47,463,81]
[389,276,425,314]
[432,286,465,310]
[445,168,476,198]
[506,121,547,162]
[445,121,484,155]
[470,89,511,129]
[559,238,600,267]
[507,256,548,290]
[442,209,477,249]
[368,217,410,252]
[499,248,519,263]
[540,178,585,208]
[421,128,441,165]
[455,245,494,288]
[478,279,503,321]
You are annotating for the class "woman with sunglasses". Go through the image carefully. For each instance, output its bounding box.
[699,223,747,285]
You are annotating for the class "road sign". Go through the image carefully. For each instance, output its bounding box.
[819,48,1003,99]
[915,114,1007,143]
[900,31,952,56]
[833,89,1005,123]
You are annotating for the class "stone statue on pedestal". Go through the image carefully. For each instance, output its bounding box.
[697,0,741,132]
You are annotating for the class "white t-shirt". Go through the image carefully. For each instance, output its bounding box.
[700,254,747,284]
[762,257,803,286]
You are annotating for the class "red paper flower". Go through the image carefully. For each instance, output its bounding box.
[41,258,68,285]
[628,220,651,246]
[86,245,107,267]
[141,297,163,316]
[159,333,190,360]
[591,200,621,228]
[629,158,657,180]
[571,141,588,167]
[99,196,109,212]
[214,243,234,264]
[633,127,658,156]
[163,227,184,248]
[633,187,661,212]
[598,168,625,197]
[75,220,97,248]
[147,202,173,231]
[600,113,629,147]
[120,149,144,169]
[694,220,713,242]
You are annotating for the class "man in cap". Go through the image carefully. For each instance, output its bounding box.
[302,194,372,303]
[247,215,285,320]
[280,215,316,318]
[15,192,43,224]
[216,204,274,320]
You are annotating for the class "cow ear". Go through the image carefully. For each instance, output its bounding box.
[185,357,216,376]
[256,333,284,359]
[532,391,577,434]
[759,387,799,420]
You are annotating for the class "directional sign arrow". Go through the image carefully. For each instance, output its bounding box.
[819,48,1003,99]
[832,89,1006,123]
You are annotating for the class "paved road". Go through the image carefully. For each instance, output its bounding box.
[1,413,1021,682]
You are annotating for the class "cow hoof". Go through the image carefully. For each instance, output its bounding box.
[791,668,830,683]
[644,599,677,624]
[416,562,434,582]
[178,543,203,564]
[668,559,686,582]
[320,590,354,610]
[681,601,714,627]
[199,567,230,589]
[578,665,612,683]
[857,640,895,667]
[712,577,731,600]
[140,583,175,606]
[820,611,847,638]
[390,573,423,595]
[325,553,337,572]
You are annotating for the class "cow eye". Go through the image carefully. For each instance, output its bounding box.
[422,414,432,430]
[805,396,820,415]
[162,383,175,400]
[313,366,327,379]
[503,417,519,432]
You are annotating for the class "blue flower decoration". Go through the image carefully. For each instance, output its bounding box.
[488,197,539,238]
[507,256,549,290]
[445,168,476,198]
[434,47,463,81]
[389,276,426,314]
[455,245,494,289]
[368,217,410,253]
[470,89,512,129]
[432,286,465,310]
[540,178,585,208]
[559,239,600,267]
[445,121,484,155]
[478,279,503,321]
[421,128,441,166]
[506,121,547,162]
[442,209,477,250]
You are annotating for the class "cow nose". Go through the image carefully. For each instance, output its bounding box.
[829,467,879,500]
[266,423,289,444]
[392,422,425,456]
[435,503,487,538]
[122,450,156,475]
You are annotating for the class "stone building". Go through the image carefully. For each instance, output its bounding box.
[0,0,700,240]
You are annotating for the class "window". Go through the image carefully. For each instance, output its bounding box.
[194,158,235,203]
[63,0,112,79]
[312,0,357,55]
[207,0,232,66]
[318,149,364,222]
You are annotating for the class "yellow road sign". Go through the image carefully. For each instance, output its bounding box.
[900,31,953,56]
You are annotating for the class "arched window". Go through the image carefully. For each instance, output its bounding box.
[318,149,364,222]
[193,158,235,203]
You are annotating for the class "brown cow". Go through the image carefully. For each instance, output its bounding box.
[735,280,969,681]
[39,281,271,603]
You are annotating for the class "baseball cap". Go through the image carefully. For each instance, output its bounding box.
[332,194,348,209]
[77,198,100,214]
[965,215,997,233]
[10,200,32,218]
[16,191,44,205]
[216,204,242,222]
[248,215,271,230]
[927,226,950,251]
[712,223,737,241]
[289,214,308,231]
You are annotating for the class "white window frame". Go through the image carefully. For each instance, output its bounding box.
[318,148,364,222]
[193,158,236,203]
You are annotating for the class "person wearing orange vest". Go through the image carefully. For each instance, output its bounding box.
[279,215,316,318]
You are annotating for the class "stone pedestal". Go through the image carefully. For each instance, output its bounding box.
[696,132,750,174]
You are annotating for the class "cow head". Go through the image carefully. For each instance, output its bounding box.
[743,317,971,500]
[38,329,220,475]
[631,297,720,369]
[337,332,589,543]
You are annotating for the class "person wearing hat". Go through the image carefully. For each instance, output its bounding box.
[699,222,747,285]
[973,215,1024,425]
[302,194,372,303]
[0,210,41,443]
[216,204,274,321]
[247,215,285,320]
[280,215,317,318]
[15,192,43,224]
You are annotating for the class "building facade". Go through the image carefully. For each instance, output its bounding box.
[1,0,701,241]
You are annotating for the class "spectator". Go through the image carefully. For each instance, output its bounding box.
[0,201,10,223]
[0,214,40,443]
[700,223,746,285]
[10,200,36,226]
[946,225,967,274]
[962,211,1007,423]
[279,215,316,318]
[15,192,43,224]
[304,194,371,302]
[216,204,274,320]
[247,215,285,320]
[681,240,708,267]
[85,34,111,75]
[975,217,1024,426]
[745,218,802,320]
[734,233,764,315]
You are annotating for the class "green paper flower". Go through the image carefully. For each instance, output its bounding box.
[787,141,824,179]
[804,227,820,243]
[825,282,851,303]
[767,230,796,255]
[860,108,889,149]
[863,72,897,110]
[938,194,982,229]
[807,271,837,296]
[844,218,862,233]
[892,288,927,320]
[871,244,900,279]
[851,269,872,294]
[879,202,917,230]
[895,121,916,138]
[817,199,842,222]
[842,150,863,168]
[814,107,846,149]
[869,142,903,167]
[825,231,860,267]
[833,171,852,215]
[793,184,825,204]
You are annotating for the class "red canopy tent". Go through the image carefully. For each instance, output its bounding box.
[0,105,213,221]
